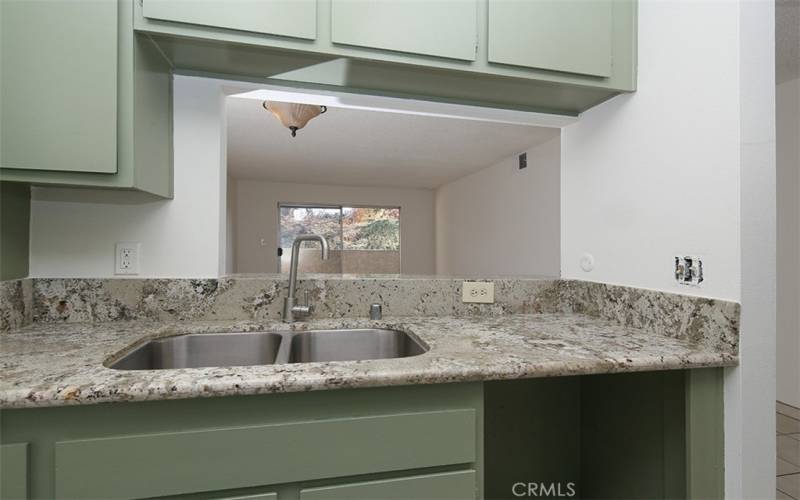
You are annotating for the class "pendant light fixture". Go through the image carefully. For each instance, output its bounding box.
[262,101,327,137]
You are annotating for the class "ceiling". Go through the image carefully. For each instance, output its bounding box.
[225,96,560,189]
[777,0,800,84]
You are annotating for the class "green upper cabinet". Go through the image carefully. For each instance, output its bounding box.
[331,0,478,61]
[0,0,173,198]
[0,182,30,281]
[142,0,317,40]
[133,0,637,115]
[488,0,613,77]
[0,0,118,174]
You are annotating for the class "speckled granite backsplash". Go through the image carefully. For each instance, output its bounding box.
[0,276,739,354]
[27,276,561,323]
[556,280,739,354]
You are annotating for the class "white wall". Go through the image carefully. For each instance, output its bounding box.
[562,4,740,299]
[29,76,228,278]
[226,174,237,275]
[734,2,777,496]
[561,0,775,497]
[435,136,560,277]
[777,77,800,408]
[231,179,435,274]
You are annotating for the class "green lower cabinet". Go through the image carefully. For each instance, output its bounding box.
[226,496,277,500]
[162,493,278,500]
[685,368,725,499]
[483,369,725,500]
[579,371,687,499]
[300,470,477,500]
[53,410,476,499]
[0,443,28,500]
[0,372,724,500]
[0,383,483,500]
[218,496,277,500]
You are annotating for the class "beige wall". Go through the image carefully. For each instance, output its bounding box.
[231,179,435,274]
[435,136,560,277]
[777,77,800,408]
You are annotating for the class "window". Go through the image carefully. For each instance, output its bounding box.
[278,204,401,274]
[280,206,342,250]
[342,207,400,251]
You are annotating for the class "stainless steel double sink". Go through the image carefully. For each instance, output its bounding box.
[107,329,428,370]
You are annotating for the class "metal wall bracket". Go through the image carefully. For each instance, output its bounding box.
[675,256,703,286]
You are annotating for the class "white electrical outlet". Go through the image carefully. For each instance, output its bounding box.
[580,253,595,272]
[115,242,140,275]
[462,281,495,304]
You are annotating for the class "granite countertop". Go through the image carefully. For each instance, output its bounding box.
[0,313,738,409]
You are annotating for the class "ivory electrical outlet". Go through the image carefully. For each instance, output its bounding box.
[115,242,140,275]
[462,281,495,303]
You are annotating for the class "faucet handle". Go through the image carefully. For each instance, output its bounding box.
[304,290,314,312]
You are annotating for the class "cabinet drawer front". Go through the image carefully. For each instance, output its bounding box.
[300,470,476,500]
[0,0,118,173]
[331,0,478,61]
[0,443,28,500]
[220,495,277,500]
[488,0,613,77]
[142,0,317,40]
[54,409,476,499]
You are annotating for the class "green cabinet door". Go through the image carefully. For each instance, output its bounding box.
[0,0,173,197]
[220,495,277,500]
[0,443,28,500]
[0,0,118,173]
[488,0,614,77]
[142,0,317,40]
[300,470,477,500]
[53,410,476,499]
[0,182,30,280]
[158,494,277,500]
[331,0,478,61]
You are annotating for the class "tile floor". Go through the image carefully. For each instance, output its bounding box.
[778,401,800,499]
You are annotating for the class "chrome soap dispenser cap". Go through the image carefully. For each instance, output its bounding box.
[369,303,382,320]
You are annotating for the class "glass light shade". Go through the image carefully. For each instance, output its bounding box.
[262,101,326,137]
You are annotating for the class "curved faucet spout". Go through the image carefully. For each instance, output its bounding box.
[319,236,330,260]
[291,234,329,261]
[284,234,329,322]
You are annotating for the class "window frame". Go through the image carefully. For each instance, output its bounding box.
[277,202,402,274]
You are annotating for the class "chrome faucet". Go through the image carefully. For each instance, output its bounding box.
[283,234,329,322]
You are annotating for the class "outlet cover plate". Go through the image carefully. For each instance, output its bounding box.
[462,281,495,303]
[115,242,140,275]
